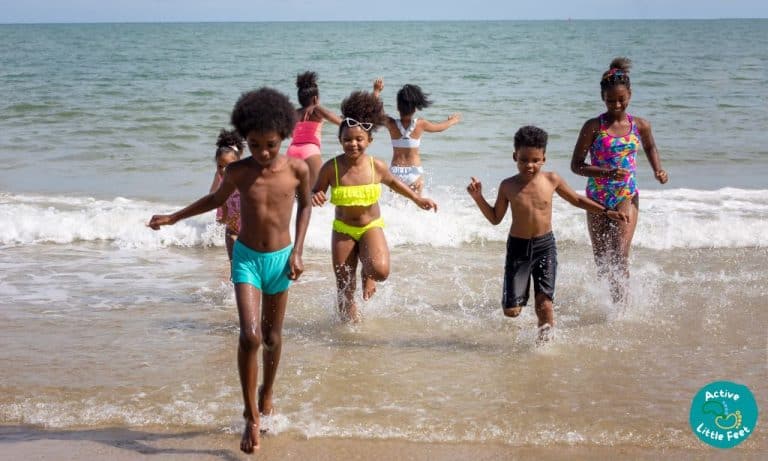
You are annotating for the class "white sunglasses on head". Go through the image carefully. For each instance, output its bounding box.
[343,117,373,131]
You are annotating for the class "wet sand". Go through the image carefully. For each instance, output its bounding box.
[1,426,764,461]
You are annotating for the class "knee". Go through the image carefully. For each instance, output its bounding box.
[503,306,523,317]
[239,328,262,351]
[261,330,282,351]
[369,265,389,281]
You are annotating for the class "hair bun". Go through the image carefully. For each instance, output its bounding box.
[296,71,318,89]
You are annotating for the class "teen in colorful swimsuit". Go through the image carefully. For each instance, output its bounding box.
[312,90,438,322]
[585,112,640,209]
[570,57,668,304]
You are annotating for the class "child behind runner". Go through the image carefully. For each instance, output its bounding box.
[467,126,628,342]
[148,88,311,453]
[285,71,341,187]
[208,129,245,260]
[373,78,461,195]
[312,90,437,322]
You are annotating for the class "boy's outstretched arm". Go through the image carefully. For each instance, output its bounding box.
[378,160,438,211]
[148,174,236,229]
[289,162,312,280]
[466,177,508,225]
[552,173,629,223]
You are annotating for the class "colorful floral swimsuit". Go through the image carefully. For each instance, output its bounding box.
[214,173,241,234]
[586,113,640,209]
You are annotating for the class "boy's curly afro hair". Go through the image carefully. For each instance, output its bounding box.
[338,90,387,137]
[230,87,297,140]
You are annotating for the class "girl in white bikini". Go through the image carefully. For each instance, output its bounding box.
[373,78,461,195]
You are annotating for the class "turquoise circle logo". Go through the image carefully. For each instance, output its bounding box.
[690,381,758,448]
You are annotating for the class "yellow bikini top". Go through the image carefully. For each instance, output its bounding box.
[330,156,382,207]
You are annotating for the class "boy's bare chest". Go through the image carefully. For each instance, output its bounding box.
[239,170,297,205]
[510,182,553,211]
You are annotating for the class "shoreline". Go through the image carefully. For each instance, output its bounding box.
[1,426,763,461]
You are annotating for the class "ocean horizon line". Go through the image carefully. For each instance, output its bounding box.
[2,17,766,26]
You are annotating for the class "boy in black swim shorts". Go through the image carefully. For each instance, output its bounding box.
[467,126,628,342]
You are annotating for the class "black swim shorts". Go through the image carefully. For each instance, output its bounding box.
[502,232,558,308]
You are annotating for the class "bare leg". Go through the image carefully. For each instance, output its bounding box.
[332,231,360,322]
[357,227,390,300]
[259,290,289,417]
[587,196,639,304]
[587,211,612,280]
[305,155,323,190]
[612,196,639,305]
[234,283,262,453]
[533,293,554,328]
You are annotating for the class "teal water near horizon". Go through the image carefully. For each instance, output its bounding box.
[0,20,766,451]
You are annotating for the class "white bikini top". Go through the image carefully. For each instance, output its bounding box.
[391,118,421,148]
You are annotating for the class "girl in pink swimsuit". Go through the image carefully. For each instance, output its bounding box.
[285,71,341,186]
[209,129,245,261]
[570,57,669,304]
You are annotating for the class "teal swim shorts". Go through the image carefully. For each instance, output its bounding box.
[231,241,293,294]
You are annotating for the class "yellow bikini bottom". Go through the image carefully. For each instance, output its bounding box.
[332,217,385,241]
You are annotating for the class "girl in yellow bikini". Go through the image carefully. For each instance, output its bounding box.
[312,90,438,322]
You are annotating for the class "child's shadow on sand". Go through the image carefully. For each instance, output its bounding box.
[0,426,241,461]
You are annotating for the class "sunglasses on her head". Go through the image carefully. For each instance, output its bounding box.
[343,117,373,131]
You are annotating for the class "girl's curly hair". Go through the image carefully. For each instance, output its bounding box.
[338,90,387,137]
[397,84,433,115]
[600,57,632,95]
[214,129,244,159]
[296,71,319,108]
[230,87,297,140]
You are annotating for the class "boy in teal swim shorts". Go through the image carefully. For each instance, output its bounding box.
[148,87,311,454]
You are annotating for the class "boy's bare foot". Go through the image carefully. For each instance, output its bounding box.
[536,323,554,345]
[240,419,260,453]
[503,306,523,317]
[362,277,377,300]
[339,303,361,323]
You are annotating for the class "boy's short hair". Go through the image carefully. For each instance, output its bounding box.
[513,125,548,151]
[230,87,297,139]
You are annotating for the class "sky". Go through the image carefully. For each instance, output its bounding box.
[1,0,767,23]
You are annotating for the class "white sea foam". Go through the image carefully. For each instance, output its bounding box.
[1,188,766,249]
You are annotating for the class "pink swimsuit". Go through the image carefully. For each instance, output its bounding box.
[286,120,322,160]
[214,174,241,234]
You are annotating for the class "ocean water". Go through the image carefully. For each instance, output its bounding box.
[0,20,766,451]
